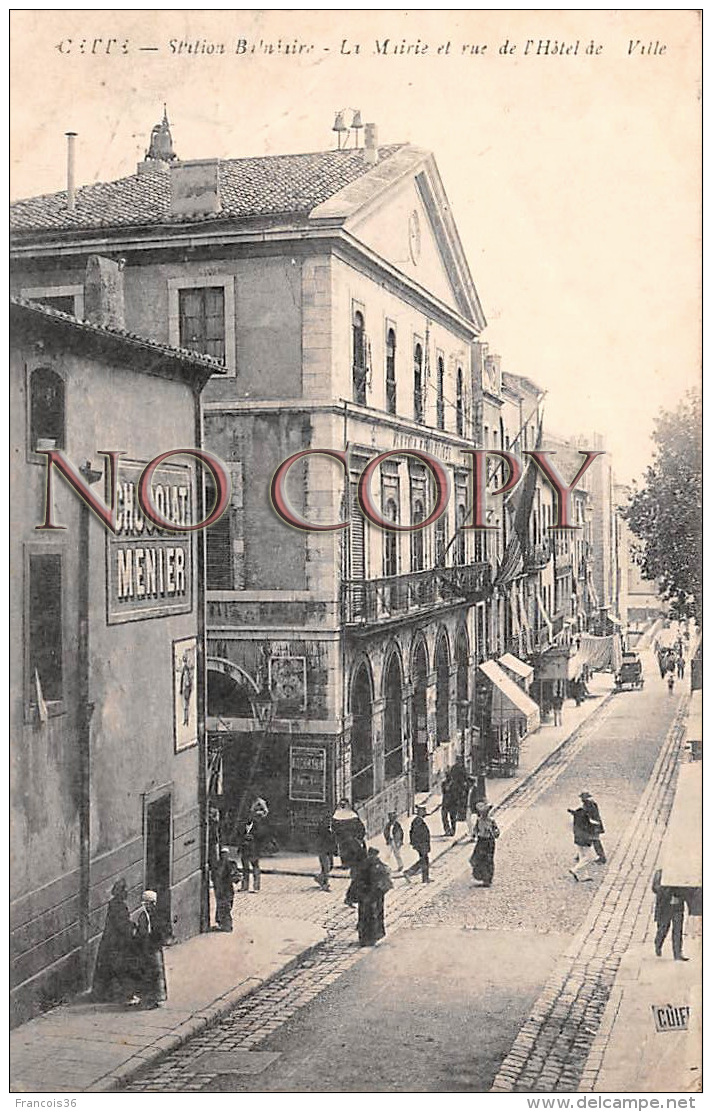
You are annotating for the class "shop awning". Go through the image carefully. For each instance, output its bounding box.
[659,761,701,888]
[498,652,534,683]
[479,660,541,731]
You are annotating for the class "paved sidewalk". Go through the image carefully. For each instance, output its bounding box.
[10,915,325,1093]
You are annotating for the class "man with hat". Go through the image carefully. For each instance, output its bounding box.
[406,804,432,883]
[383,809,410,882]
[579,791,606,863]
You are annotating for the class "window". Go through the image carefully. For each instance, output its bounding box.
[413,342,424,423]
[474,531,487,563]
[436,356,445,430]
[30,367,65,451]
[454,504,466,565]
[456,366,464,435]
[22,285,83,318]
[28,553,63,704]
[179,286,225,362]
[411,499,425,572]
[352,310,367,404]
[168,277,235,373]
[435,512,447,567]
[385,328,396,415]
[384,498,398,578]
[205,476,233,590]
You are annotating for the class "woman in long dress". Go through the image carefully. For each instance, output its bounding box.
[469,802,500,887]
[91,878,137,1003]
[133,890,167,1008]
[355,848,393,947]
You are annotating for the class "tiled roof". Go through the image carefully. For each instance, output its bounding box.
[10,295,223,374]
[10,145,405,233]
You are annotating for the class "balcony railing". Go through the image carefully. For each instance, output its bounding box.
[342,563,492,627]
[525,540,551,572]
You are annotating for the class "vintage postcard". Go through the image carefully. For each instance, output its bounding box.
[10,9,701,1098]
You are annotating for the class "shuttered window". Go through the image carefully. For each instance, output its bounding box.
[29,553,63,702]
[179,286,225,363]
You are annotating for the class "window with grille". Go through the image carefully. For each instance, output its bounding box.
[454,504,466,565]
[456,366,464,435]
[435,512,447,567]
[437,356,445,430]
[411,499,425,572]
[413,342,424,423]
[353,311,367,405]
[384,498,398,578]
[28,553,63,704]
[179,286,226,363]
[385,328,397,415]
[30,367,65,451]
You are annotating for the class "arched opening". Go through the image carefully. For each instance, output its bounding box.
[412,640,429,792]
[413,342,424,423]
[385,327,397,415]
[353,310,367,404]
[435,634,451,747]
[384,653,404,781]
[350,663,374,803]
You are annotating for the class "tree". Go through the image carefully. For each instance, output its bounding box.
[624,392,701,620]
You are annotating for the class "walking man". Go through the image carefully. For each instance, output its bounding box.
[314,808,337,891]
[440,770,456,837]
[567,799,598,881]
[406,805,432,883]
[238,798,269,893]
[383,810,411,882]
[652,869,688,960]
[579,791,606,863]
[552,690,564,726]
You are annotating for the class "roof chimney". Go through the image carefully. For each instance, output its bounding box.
[363,123,378,165]
[65,132,77,210]
[84,255,125,330]
[170,159,221,216]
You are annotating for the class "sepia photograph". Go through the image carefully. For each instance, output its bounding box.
[9,8,701,1099]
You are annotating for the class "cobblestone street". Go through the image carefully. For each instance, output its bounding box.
[121,650,689,1093]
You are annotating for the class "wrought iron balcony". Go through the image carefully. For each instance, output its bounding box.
[525,540,551,572]
[342,562,492,627]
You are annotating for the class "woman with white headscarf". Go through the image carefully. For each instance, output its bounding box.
[133,891,167,1007]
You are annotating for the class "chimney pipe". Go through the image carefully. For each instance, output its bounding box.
[66,132,77,211]
[363,123,378,165]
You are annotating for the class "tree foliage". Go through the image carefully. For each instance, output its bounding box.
[624,393,701,619]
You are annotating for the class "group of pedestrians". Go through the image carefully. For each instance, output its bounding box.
[91,883,167,1009]
[210,797,271,932]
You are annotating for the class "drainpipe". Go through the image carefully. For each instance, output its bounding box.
[195,389,210,934]
[78,461,102,986]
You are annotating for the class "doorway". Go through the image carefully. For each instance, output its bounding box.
[412,640,429,793]
[145,793,172,938]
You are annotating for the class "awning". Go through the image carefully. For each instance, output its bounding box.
[659,762,701,888]
[479,660,541,731]
[498,652,534,683]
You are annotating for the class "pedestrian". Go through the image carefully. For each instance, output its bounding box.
[355,847,393,947]
[579,791,606,863]
[91,878,138,1004]
[383,809,410,881]
[238,798,269,893]
[212,847,236,931]
[677,655,686,680]
[406,804,432,883]
[469,802,500,887]
[314,808,337,891]
[132,891,167,1008]
[332,798,367,906]
[567,801,599,881]
[450,757,469,832]
[440,770,456,836]
[208,805,221,874]
[552,690,564,726]
[667,672,675,695]
[652,869,688,961]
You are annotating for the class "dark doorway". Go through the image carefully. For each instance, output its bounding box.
[145,794,172,938]
[412,641,429,793]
